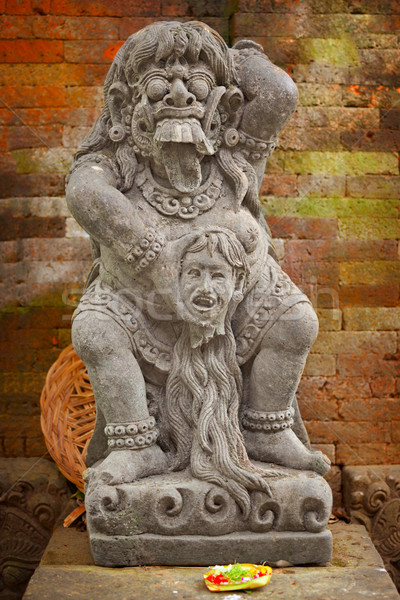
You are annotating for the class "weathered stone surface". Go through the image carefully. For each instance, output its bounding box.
[85,467,332,566]
[64,20,332,568]
[0,458,71,600]
[22,523,399,599]
[343,464,400,591]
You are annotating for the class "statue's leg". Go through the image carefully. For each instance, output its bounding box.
[243,301,330,474]
[72,310,168,484]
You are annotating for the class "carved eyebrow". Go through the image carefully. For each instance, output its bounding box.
[187,70,215,85]
[140,69,169,87]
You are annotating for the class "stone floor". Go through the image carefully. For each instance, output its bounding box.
[23,522,399,599]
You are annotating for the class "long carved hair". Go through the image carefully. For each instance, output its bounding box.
[165,231,273,518]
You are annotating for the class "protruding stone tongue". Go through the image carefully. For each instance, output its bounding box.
[162,142,202,193]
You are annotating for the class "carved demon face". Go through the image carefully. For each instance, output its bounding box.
[131,55,223,193]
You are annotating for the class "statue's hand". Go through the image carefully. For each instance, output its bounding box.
[145,231,202,313]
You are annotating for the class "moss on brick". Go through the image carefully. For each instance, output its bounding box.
[284,151,398,175]
[340,261,400,285]
[338,217,400,239]
[261,196,399,218]
[299,37,360,66]
[13,148,72,174]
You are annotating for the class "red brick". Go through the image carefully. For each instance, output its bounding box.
[50,0,161,17]
[2,435,25,456]
[21,238,91,261]
[0,307,73,329]
[336,442,400,465]
[0,86,66,108]
[6,0,31,13]
[250,37,300,66]
[0,64,109,86]
[339,398,400,422]
[337,353,400,378]
[32,15,120,39]
[0,41,63,63]
[260,174,297,196]
[301,261,339,285]
[2,327,59,348]
[341,129,400,151]
[119,16,169,38]
[293,107,380,130]
[356,48,399,87]
[326,376,372,400]
[346,175,400,199]
[342,84,400,108]
[8,125,63,150]
[267,217,338,240]
[162,0,227,17]
[1,107,99,126]
[339,284,399,307]
[0,127,8,150]
[380,109,400,130]
[279,127,342,151]
[0,216,65,240]
[64,40,124,64]
[297,396,338,421]
[369,374,396,396]
[285,239,398,264]
[25,435,47,456]
[65,86,103,108]
[0,15,34,38]
[305,420,391,444]
[347,0,400,13]
[32,0,50,13]
[0,240,18,262]
[0,173,65,197]
[297,175,346,198]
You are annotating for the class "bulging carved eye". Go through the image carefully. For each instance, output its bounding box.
[188,77,209,100]
[147,78,168,101]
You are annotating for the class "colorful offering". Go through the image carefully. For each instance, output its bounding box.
[203,563,272,592]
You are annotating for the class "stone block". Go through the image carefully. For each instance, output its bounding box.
[343,464,400,591]
[304,354,336,376]
[343,307,400,330]
[85,467,332,567]
[340,261,400,285]
[22,523,400,599]
[0,457,70,599]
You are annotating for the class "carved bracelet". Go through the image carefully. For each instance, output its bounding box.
[104,416,158,450]
[242,406,295,432]
[125,228,166,272]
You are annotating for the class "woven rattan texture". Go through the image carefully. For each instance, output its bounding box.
[40,344,95,492]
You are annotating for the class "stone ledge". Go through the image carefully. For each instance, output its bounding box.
[22,523,399,600]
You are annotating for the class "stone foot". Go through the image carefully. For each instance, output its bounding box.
[85,444,169,486]
[244,428,331,475]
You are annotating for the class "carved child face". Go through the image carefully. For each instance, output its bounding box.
[180,247,236,325]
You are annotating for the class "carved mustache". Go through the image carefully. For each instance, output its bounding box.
[153,105,205,121]
[154,118,214,155]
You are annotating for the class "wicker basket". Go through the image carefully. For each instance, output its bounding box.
[40,344,96,492]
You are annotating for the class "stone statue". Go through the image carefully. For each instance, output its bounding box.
[66,20,333,566]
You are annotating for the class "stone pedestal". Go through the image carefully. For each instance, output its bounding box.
[85,465,333,567]
[23,522,399,600]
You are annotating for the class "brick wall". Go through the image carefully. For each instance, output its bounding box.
[0,1,399,493]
